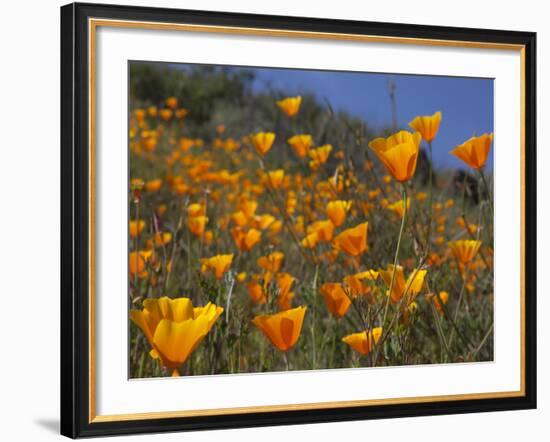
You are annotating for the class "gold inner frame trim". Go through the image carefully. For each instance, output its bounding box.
[88,17,527,424]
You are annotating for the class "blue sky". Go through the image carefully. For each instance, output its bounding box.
[249,67,494,169]
[163,61,493,168]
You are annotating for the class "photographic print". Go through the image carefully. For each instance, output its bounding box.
[128,62,494,378]
[61,5,536,436]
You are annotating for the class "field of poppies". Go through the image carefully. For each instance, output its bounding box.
[128,64,494,378]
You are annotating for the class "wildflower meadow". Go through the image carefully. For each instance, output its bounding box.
[128,63,494,378]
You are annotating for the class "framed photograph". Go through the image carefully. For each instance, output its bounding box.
[60,2,536,438]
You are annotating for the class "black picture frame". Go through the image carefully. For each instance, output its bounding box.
[61,2,537,438]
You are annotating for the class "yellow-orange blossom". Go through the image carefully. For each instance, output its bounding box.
[368,130,421,183]
[252,306,307,351]
[130,297,223,375]
[319,283,351,318]
[409,111,442,142]
[450,133,493,169]
[333,222,368,257]
[448,240,482,264]
[276,96,302,117]
[342,327,383,355]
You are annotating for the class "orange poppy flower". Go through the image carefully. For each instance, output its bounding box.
[428,291,449,314]
[222,138,240,152]
[450,133,493,169]
[134,108,146,123]
[129,220,146,238]
[319,283,351,318]
[378,265,427,304]
[145,178,162,193]
[286,191,298,215]
[301,231,319,249]
[239,199,258,219]
[368,130,421,182]
[130,297,223,373]
[236,272,247,283]
[276,96,302,117]
[258,251,285,273]
[306,219,334,242]
[231,211,249,228]
[287,134,313,158]
[252,306,307,351]
[179,137,194,152]
[130,178,145,191]
[415,191,428,201]
[188,216,208,237]
[448,240,482,264]
[387,197,410,219]
[263,169,285,189]
[368,189,381,200]
[200,254,233,280]
[160,108,173,121]
[155,204,167,217]
[173,182,190,196]
[204,230,214,245]
[252,132,276,156]
[309,144,332,169]
[408,111,442,143]
[129,250,153,279]
[231,227,261,251]
[445,198,455,208]
[342,327,383,355]
[253,213,276,230]
[175,108,188,119]
[152,231,172,247]
[269,220,283,237]
[247,281,267,304]
[275,273,295,311]
[326,200,352,227]
[141,133,158,152]
[456,217,478,234]
[333,222,368,257]
[342,270,379,298]
[187,203,206,218]
[165,96,178,109]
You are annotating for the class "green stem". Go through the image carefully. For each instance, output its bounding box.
[430,303,452,362]
[134,200,140,294]
[468,322,494,360]
[137,347,146,378]
[283,352,290,371]
[425,141,434,254]
[448,266,469,350]
[478,168,494,219]
[375,256,427,365]
[374,184,408,366]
